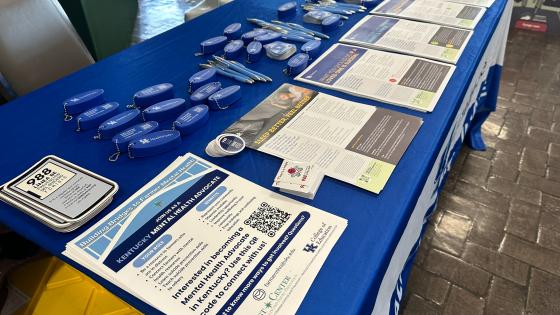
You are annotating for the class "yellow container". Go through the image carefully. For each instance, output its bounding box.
[7,256,141,315]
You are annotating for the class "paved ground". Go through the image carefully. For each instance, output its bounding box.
[401,29,560,315]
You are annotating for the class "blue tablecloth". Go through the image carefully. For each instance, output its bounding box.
[0,0,509,314]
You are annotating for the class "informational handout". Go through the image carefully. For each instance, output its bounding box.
[223,84,423,194]
[64,153,347,315]
[340,15,473,64]
[295,44,455,112]
[371,0,487,29]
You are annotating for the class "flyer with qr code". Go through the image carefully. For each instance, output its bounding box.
[63,153,347,314]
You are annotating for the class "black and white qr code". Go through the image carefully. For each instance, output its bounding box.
[244,202,291,237]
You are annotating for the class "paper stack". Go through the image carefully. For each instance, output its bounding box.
[63,153,346,314]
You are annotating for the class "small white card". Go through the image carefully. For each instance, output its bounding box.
[273,160,324,199]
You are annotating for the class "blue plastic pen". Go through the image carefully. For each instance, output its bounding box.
[213,57,266,82]
[229,60,273,82]
[273,20,330,39]
[200,64,254,84]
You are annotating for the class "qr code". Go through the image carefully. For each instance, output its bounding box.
[244,202,291,237]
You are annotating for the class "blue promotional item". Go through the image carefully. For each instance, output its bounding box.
[362,0,378,8]
[63,89,105,121]
[173,105,210,136]
[223,40,244,59]
[303,10,333,24]
[109,121,160,161]
[246,41,264,63]
[190,82,222,106]
[132,83,174,109]
[188,68,217,93]
[75,102,120,132]
[264,41,297,60]
[277,2,297,19]
[142,98,187,122]
[322,15,343,32]
[127,130,182,158]
[240,29,269,45]
[207,85,241,110]
[223,23,242,40]
[196,36,228,56]
[301,40,322,59]
[285,53,310,76]
[254,32,282,45]
[95,109,142,140]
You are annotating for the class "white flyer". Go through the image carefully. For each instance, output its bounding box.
[371,0,487,29]
[224,84,423,194]
[295,44,455,112]
[340,15,473,64]
[64,153,347,314]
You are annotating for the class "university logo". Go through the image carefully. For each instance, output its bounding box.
[303,243,318,253]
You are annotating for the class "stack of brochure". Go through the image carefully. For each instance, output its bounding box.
[224,84,423,194]
[371,0,487,30]
[64,153,347,314]
[340,15,473,64]
[295,44,455,112]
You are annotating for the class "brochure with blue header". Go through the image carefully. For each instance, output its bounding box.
[64,153,347,314]
[295,44,455,112]
[371,0,486,30]
[340,15,473,64]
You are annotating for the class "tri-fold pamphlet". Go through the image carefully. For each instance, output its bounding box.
[64,153,347,314]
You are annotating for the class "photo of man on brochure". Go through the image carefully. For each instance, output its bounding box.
[224,85,317,148]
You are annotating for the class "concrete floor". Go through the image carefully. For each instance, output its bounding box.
[134,4,560,314]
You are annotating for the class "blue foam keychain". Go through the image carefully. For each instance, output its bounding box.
[223,23,242,40]
[362,0,377,8]
[132,83,174,109]
[254,32,282,45]
[265,41,297,60]
[63,89,105,121]
[142,98,187,122]
[76,102,120,132]
[190,82,222,106]
[188,68,217,93]
[207,85,241,110]
[322,15,343,32]
[223,40,244,59]
[284,53,310,76]
[195,36,228,56]
[128,130,182,159]
[246,41,264,63]
[173,104,210,136]
[241,29,269,45]
[277,2,297,20]
[109,121,160,161]
[301,40,322,59]
[95,109,142,140]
